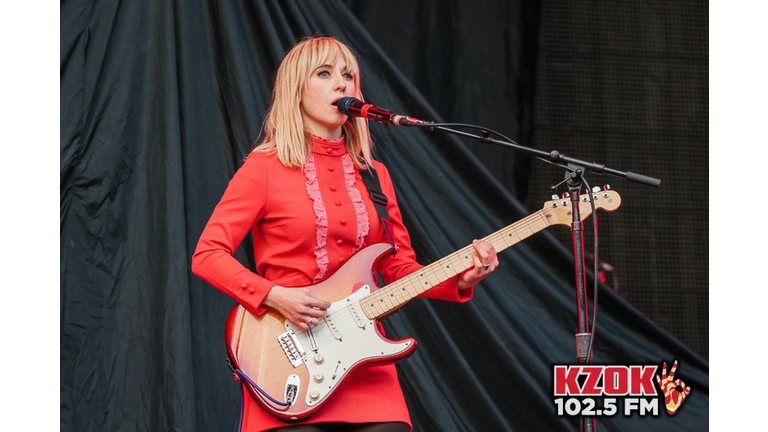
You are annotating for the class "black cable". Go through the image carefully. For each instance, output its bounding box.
[578,174,599,364]
[410,122,521,147]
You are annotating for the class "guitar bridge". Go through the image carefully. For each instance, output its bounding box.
[277,330,307,368]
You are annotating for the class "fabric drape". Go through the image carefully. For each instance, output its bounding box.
[61,1,708,430]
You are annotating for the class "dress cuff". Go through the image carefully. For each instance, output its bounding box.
[230,270,275,315]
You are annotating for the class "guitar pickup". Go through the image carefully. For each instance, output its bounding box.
[277,330,307,368]
[323,313,343,340]
[346,297,367,329]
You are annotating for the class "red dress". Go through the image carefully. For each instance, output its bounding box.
[192,134,473,431]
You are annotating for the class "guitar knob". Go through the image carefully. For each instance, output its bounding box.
[313,353,324,365]
[313,373,324,383]
[309,390,320,401]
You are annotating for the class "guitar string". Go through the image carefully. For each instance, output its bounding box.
[307,204,572,330]
[359,211,553,319]
[311,202,589,331]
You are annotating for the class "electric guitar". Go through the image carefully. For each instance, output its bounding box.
[224,189,622,422]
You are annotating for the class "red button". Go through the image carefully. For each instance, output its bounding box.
[327,165,335,172]
[336,239,343,245]
[330,185,337,191]
[340,219,347,225]
[249,287,256,294]
[339,258,346,264]
[241,284,247,290]
[325,147,333,154]
[335,201,342,206]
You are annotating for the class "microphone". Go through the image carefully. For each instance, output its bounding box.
[334,97,428,126]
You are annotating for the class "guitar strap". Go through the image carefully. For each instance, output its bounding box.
[360,166,397,255]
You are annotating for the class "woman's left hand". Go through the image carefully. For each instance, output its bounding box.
[458,239,500,289]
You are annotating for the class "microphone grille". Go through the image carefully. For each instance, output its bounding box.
[336,97,357,115]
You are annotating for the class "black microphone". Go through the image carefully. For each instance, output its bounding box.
[334,97,428,126]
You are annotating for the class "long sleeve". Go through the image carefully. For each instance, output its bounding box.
[371,162,474,303]
[191,154,275,315]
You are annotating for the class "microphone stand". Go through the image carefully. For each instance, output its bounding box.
[565,168,595,432]
[411,122,660,432]
[412,123,661,187]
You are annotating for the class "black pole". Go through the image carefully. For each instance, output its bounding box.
[413,123,662,188]
[566,170,595,432]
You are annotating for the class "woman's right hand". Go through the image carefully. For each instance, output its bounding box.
[262,285,332,331]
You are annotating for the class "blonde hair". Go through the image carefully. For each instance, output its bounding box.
[254,37,374,169]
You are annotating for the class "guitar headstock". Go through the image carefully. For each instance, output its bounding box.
[542,187,622,227]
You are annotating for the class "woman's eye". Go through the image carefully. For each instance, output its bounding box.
[318,70,330,78]
[343,73,353,80]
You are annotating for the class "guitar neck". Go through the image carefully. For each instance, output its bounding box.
[359,208,555,320]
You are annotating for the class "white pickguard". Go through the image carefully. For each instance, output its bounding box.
[284,285,413,407]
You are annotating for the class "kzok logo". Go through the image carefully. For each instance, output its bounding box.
[656,360,691,415]
[552,360,691,417]
[554,365,657,396]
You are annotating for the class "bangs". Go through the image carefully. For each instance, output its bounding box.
[304,39,360,81]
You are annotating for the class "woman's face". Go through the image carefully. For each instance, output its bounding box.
[300,57,356,139]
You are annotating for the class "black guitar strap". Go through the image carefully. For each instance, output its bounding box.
[360,167,397,255]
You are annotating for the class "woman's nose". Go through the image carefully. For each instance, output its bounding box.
[334,76,347,92]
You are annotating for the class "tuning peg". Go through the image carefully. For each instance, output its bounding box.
[561,192,570,199]
[551,194,559,200]
[603,184,611,190]
[592,186,601,193]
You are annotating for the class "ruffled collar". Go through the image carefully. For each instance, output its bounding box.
[308,133,347,157]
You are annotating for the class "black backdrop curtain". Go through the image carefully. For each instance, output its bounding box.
[60,1,708,431]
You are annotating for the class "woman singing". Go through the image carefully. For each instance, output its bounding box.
[192,36,499,432]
